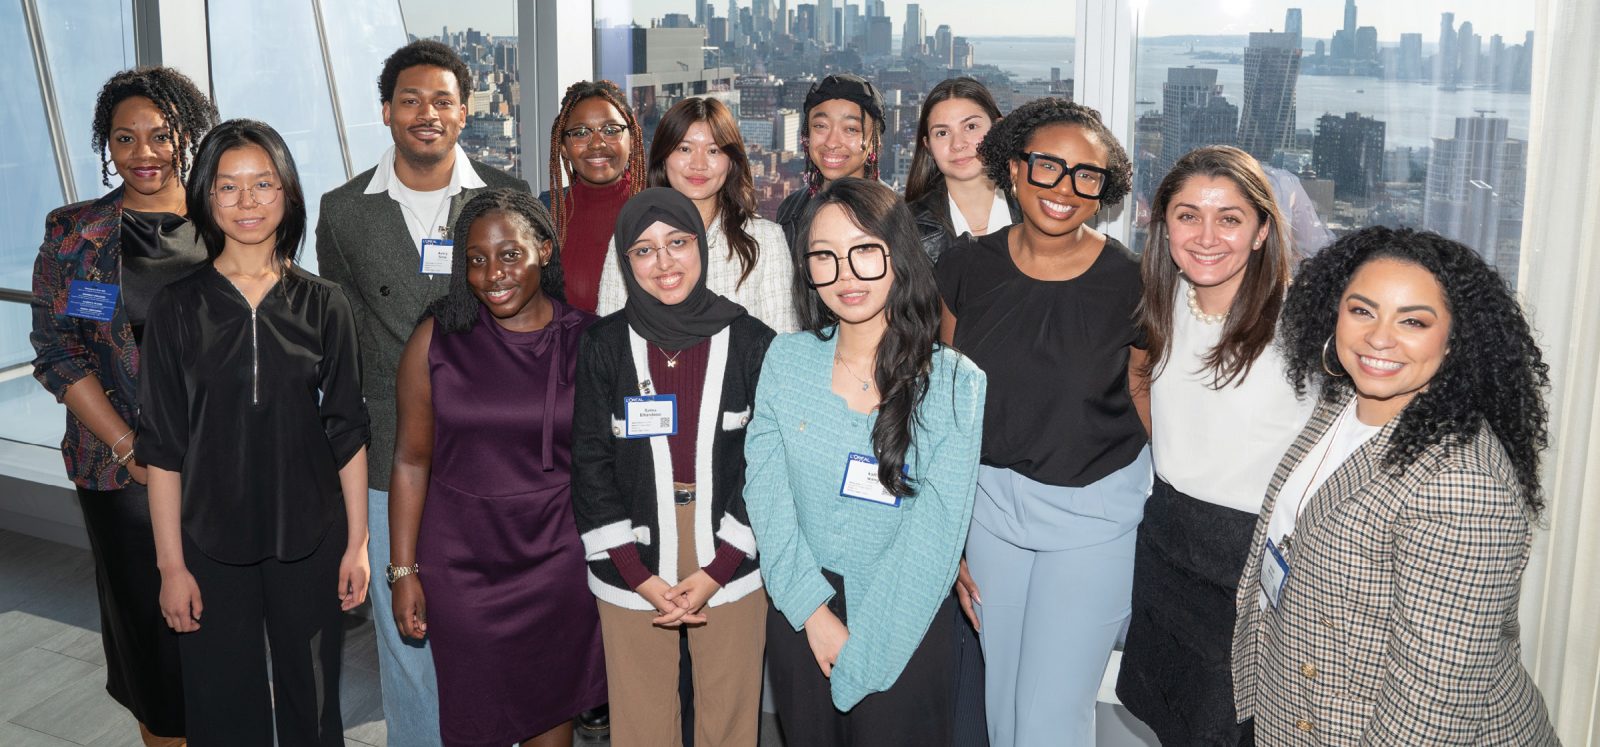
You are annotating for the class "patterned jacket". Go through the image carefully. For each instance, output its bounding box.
[29,188,139,490]
[1232,392,1559,745]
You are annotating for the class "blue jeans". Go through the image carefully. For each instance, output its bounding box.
[368,488,442,746]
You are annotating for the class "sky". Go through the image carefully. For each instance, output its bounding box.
[401,0,1534,46]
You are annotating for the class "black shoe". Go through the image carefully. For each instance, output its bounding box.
[577,704,610,733]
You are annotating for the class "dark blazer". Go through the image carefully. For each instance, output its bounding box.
[314,159,527,488]
[908,186,1021,263]
[1232,392,1558,745]
[571,313,773,611]
[775,188,811,260]
[29,188,144,489]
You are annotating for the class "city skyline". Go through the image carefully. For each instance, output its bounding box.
[405,1,1530,42]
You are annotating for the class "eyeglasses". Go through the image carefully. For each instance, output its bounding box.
[562,123,628,144]
[1017,152,1111,199]
[804,244,890,287]
[625,234,698,263]
[211,181,282,208]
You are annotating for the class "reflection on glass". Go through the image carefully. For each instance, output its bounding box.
[1132,2,1533,283]
[36,0,137,198]
[208,0,349,274]
[398,0,524,177]
[318,1,408,170]
[591,0,1073,214]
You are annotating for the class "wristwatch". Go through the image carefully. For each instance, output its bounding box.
[385,563,419,585]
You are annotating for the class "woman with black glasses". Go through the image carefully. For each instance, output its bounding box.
[935,98,1148,747]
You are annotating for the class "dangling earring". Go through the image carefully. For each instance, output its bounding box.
[1321,335,1346,378]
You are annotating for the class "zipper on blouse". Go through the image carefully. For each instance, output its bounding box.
[249,306,259,405]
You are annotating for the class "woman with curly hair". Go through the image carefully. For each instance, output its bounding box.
[1115,145,1313,746]
[934,96,1148,746]
[29,65,216,747]
[543,80,646,313]
[1232,226,1558,744]
[387,189,605,746]
[596,97,798,331]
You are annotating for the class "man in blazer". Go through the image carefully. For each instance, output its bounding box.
[315,39,526,745]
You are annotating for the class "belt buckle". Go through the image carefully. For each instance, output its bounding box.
[673,488,696,505]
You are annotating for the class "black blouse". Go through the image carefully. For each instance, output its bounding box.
[137,265,369,564]
[935,227,1147,488]
[120,209,206,344]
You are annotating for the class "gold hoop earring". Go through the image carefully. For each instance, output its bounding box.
[1321,335,1346,378]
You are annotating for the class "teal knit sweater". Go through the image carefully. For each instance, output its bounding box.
[744,329,985,710]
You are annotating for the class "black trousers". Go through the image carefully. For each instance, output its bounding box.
[767,576,958,747]
[178,523,346,747]
[77,484,186,737]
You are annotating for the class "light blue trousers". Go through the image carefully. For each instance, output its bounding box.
[966,450,1151,747]
[367,488,442,746]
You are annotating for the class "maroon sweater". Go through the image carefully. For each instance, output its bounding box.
[560,175,632,313]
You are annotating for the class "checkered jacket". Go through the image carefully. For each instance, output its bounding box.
[1232,392,1559,745]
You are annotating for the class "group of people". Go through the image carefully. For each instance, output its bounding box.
[30,35,1560,747]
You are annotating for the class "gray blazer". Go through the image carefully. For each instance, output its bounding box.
[314,159,528,487]
[1232,392,1558,745]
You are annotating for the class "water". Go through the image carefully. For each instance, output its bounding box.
[965,37,1532,149]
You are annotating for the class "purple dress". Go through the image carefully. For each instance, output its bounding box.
[417,300,606,746]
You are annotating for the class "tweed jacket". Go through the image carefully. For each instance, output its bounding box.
[314,159,527,487]
[30,188,146,489]
[1232,392,1558,745]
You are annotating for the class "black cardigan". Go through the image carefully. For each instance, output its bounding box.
[571,312,774,610]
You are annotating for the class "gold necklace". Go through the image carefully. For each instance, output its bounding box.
[834,354,872,391]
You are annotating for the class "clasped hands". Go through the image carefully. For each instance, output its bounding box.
[637,570,721,627]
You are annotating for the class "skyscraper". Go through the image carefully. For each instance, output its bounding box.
[1436,13,1457,86]
[1284,8,1303,50]
[1160,67,1236,176]
[934,25,953,67]
[902,4,926,59]
[817,0,833,46]
[1313,112,1385,199]
[1398,33,1424,80]
[1237,32,1301,161]
[1423,115,1527,278]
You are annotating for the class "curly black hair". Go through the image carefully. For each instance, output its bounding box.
[378,40,473,104]
[978,97,1132,206]
[425,189,566,334]
[1279,226,1550,513]
[91,66,217,187]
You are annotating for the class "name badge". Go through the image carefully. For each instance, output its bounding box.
[624,395,677,438]
[66,280,119,322]
[419,238,453,275]
[840,452,900,507]
[1259,537,1290,609]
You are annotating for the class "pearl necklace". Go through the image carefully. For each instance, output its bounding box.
[1186,284,1228,325]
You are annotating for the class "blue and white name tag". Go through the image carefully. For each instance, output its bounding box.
[419,238,454,275]
[66,280,119,322]
[1259,537,1290,609]
[840,452,900,507]
[624,395,677,438]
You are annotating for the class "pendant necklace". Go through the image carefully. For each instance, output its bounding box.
[834,354,872,391]
[657,345,684,368]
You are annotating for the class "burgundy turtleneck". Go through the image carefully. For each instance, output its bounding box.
[560,174,632,313]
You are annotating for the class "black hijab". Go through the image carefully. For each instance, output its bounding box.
[614,188,746,350]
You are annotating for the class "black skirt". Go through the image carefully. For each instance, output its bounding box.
[1115,478,1256,747]
[77,483,186,736]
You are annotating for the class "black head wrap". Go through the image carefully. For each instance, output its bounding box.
[803,73,887,134]
[614,188,746,350]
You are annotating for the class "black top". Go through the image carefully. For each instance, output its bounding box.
[119,209,206,345]
[935,227,1146,487]
[775,188,812,260]
[137,265,369,564]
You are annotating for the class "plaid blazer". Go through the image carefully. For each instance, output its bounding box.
[1232,392,1558,745]
[29,188,140,490]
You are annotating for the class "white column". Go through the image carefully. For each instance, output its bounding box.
[525,0,596,195]
[1073,0,1141,246]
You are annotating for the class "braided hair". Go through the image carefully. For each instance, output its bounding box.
[426,188,567,335]
[546,80,646,246]
[91,66,218,188]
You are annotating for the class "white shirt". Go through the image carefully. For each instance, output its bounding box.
[1263,397,1381,550]
[1150,279,1315,514]
[596,215,801,333]
[946,187,1012,238]
[363,144,488,252]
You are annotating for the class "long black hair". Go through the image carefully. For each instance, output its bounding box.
[185,119,306,271]
[92,66,217,188]
[1279,226,1550,513]
[426,189,566,334]
[904,77,1003,205]
[794,178,941,497]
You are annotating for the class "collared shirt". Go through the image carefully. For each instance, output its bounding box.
[947,187,1013,238]
[363,144,487,251]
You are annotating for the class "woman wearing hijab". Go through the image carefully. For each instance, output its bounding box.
[572,187,774,746]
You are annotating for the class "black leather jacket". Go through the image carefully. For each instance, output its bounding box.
[908,187,1022,263]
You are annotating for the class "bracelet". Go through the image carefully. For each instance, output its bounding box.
[109,428,133,454]
[115,447,136,466]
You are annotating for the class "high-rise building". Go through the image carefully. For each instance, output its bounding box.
[1436,13,1457,86]
[866,16,892,56]
[1284,8,1303,50]
[1312,112,1385,199]
[902,4,926,58]
[736,74,781,118]
[1355,26,1377,61]
[934,25,953,67]
[867,0,884,18]
[1160,67,1236,175]
[774,108,803,152]
[1458,22,1481,85]
[1423,115,1527,278]
[1237,32,1301,160]
[953,36,973,69]
[816,0,833,46]
[1398,33,1424,80]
